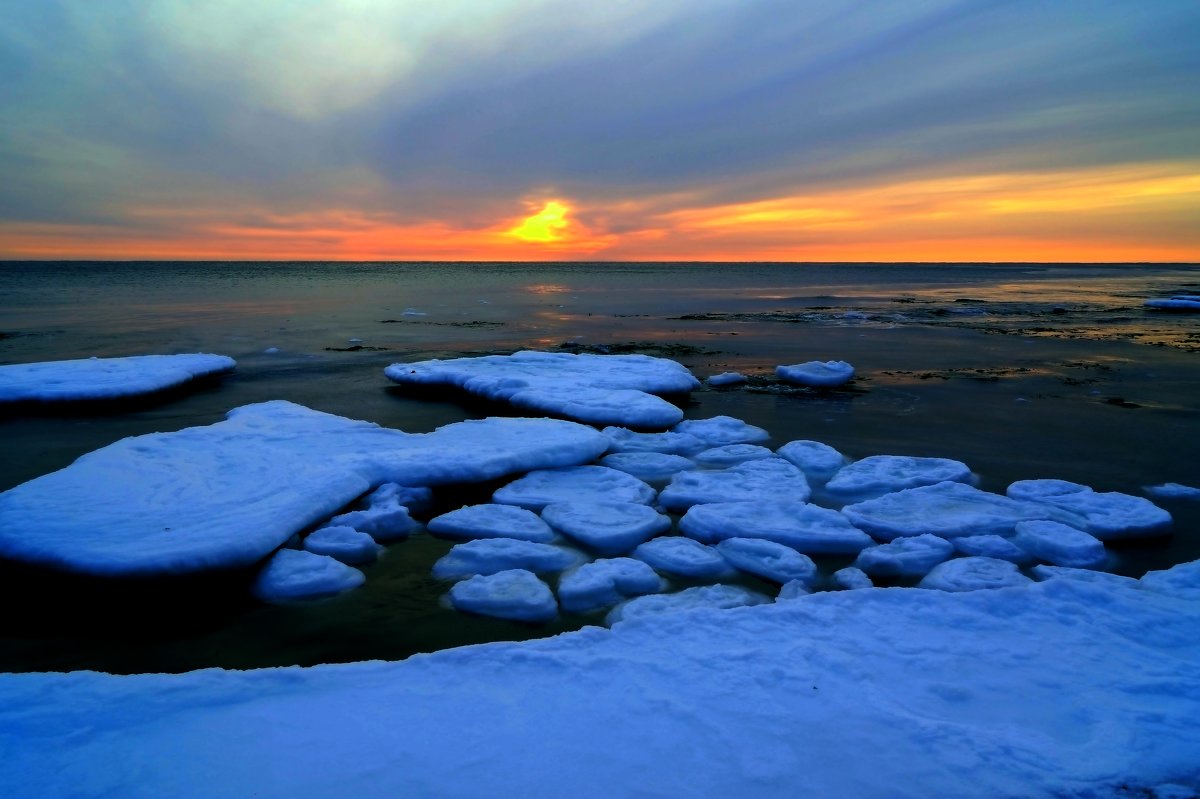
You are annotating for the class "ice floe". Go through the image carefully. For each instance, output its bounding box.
[775,439,849,485]
[366,483,434,514]
[918,557,1032,592]
[599,452,696,483]
[833,566,874,590]
[775,360,855,388]
[706,371,747,387]
[672,415,770,446]
[541,501,671,555]
[1012,520,1106,568]
[557,558,665,613]
[824,455,975,503]
[692,443,775,468]
[1144,482,1200,500]
[384,350,699,428]
[853,535,955,578]
[1031,564,1139,588]
[659,459,811,511]
[600,426,706,455]
[432,539,584,580]
[680,500,873,554]
[494,466,656,511]
[776,579,812,600]
[0,353,236,404]
[716,538,818,585]
[1006,479,1172,539]
[842,481,1072,541]
[448,569,558,622]
[329,501,417,543]
[1144,296,1200,311]
[633,537,734,579]
[427,504,557,543]
[952,534,1031,563]
[607,584,768,625]
[0,402,607,576]
[253,549,365,603]
[302,526,382,566]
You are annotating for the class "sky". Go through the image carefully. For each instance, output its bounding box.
[0,0,1198,262]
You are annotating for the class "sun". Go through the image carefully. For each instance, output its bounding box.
[507,200,572,242]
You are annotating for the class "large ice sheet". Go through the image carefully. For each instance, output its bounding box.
[557,557,665,613]
[1006,479,1172,539]
[606,584,768,626]
[253,549,365,603]
[680,500,873,554]
[448,569,558,622]
[716,538,818,585]
[494,466,656,511]
[842,481,1074,541]
[775,360,855,388]
[427,504,558,543]
[432,539,584,580]
[541,501,671,556]
[0,401,607,576]
[825,455,975,503]
[4,572,1200,798]
[853,535,955,578]
[633,537,734,579]
[659,459,811,511]
[776,440,849,485]
[672,415,770,446]
[918,557,1033,592]
[1012,520,1106,568]
[385,351,700,428]
[0,353,236,403]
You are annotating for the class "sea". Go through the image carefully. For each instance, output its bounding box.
[1,261,1198,673]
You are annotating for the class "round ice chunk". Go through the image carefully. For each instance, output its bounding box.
[330,503,417,543]
[672,415,771,446]
[600,452,696,483]
[1012,520,1106,568]
[659,459,811,512]
[716,538,817,585]
[692,444,775,468]
[1007,480,1172,540]
[302,526,382,566]
[432,539,585,580]
[448,569,558,623]
[493,466,656,511]
[918,557,1033,592]
[825,455,974,503]
[680,500,872,554]
[606,584,768,626]
[853,535,955,578]
[776,440,848,485]
[952,535,1031,563]
[601,426,707,455]
[1007,479,1092,502]
[254,549,365,603]
[558,558,665,613]
[833,567,873,590]
[633,537,734,579]
[366,482,434,514]
[775,360,855,388]
[706,372,748,387]
[776,580,812,600]
[1144,483,1200,500]
[427,504,557,543]
[541,501,671,556]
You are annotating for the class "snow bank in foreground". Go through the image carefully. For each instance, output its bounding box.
[0,401,608,576]
[0,353,236,403]
[4,569,1198,798]
[384,351,700,428]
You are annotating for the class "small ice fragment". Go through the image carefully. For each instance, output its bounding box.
[775,440,849,485]
[401,308,428,316]
[953,535,1031,563]
[659,459,811,512]
[366,483,434,515]
[254,549,365,603]
[716,538,817,585]
[692,444,775,468]
[1144,482,1200,500]
[601,426,707,455]
[606,584,768,626]
[918,557,1032,592]
[775,360,855,388]
[558,558,665,613]
[833,566,873,590]
[331,503,417,543]
[706,372,747,387]
[432,539,584,580]
[853,535,955,578]
[348,338,364,344]
[776,579,812,600]
[600,452,696,483]
[541,501,670,556]
[633,537,734,579]
[427,504,557,543]
[263,347,280,354]
[494,466,656,512]
[448,569,557,622]
[673,415,770,446]
[1144,297,1200,311]
[825,455,974,503]
[680,500,872,554]
[1012,520,1106,568]
[302,526,382,566]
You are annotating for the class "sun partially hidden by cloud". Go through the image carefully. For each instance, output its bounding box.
[507,200,572,243]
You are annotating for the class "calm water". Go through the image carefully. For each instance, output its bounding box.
[1,261,1198,673]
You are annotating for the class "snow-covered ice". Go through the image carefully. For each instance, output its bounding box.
[384,350,700,428]
[692,443,775,468]
[1012,520,1107,568]
[775,360,855,388]
[776,579,812,600]
[432,539,584,580]
[426,504,558,543]
[716,538,818,585]
[659,459,811,511]
[608,584,768,625]
[557,558,665,613]
[853,535,955,578]
[918,557,1033,592]
[1145,482,1200,500]
[600,426,706,455]
[706,371,747,387]
[952,534,1031,563]
[448,569,558,623]
[0,401,607,576]
[1007,479,1172,539]
[253,549,365,603]
[824,455,975,503]
[5,564,1200,798]
[672,415,770,446]
[1139,560,1200,600]
[680,500,873,554]
[599,452,696,483]
[633,536,734,579]
[1031,564,1140,588]
[302,526,381,566]
[329,502,417,543]
[366,482,434,514]
[541,501,671,556]
[833,566,874,590]
[1144,296,1200,311]
[775,439,849,485]
[842,481,1072,541]
[0,353,236,404]
[494,466,656,511]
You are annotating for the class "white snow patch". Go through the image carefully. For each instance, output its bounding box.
[853,535,955,578]
[558,558,665,613]
[692,444,775,468]
[659,459,811,512]
[716,538,818,585]
[919,557,1033,592]
[775,360,855,388]
[448,569,557,622]
[302,526,381,566]
[672,415,770,446]
[541,501,671,556]
[1007,479,1172,539]
[680,500,873,554]
[633,536,734,579]
[599,452,696,483]
[607,584,768,625]
[494,466,656,512]
[825,455,975,503]
[433,540,584,580]
[776,440,849,485]
[0,353,236,403]
[1012,520,1107,569]
[427,504,557,543]
[253,549,365,603]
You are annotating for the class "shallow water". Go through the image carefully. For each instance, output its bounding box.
[1,261,1198,673]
